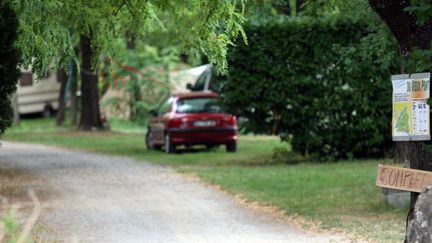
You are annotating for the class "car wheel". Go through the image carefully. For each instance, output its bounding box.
[146,131,162,150]
[145,131,154,150]
[165,134,176,154]
[226,141,237,153]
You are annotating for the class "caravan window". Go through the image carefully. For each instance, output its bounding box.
[20,72,33,86]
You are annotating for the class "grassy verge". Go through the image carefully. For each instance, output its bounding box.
[3,117,406,242]
[190,163,405,242]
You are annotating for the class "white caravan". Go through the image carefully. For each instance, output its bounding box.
[16,70,60,117]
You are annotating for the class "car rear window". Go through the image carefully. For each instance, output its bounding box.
[176,98,221,113]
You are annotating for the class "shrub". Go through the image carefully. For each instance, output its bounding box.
[0,2,21,136]
[217,17,400,160]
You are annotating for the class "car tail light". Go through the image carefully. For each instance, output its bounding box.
[221,115,237,127]
[169,118,190,128]
[168,119,183,128]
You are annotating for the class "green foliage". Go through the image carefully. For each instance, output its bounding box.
[405,47,432,73]
[217,17,401,160]
[402,1,432,70]
[12,0,247,73]
[271,145,304,165]
[101,41,178,123]
[0,1,21,137]
[300,0,372,19]
[404,0,432,25]
[245,0,376,21]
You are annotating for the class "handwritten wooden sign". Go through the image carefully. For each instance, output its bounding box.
[376,164,432,193]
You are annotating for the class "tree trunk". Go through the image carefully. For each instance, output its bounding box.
[56,69,67,126]
[407,142,432,210]
[79,35,102,130]
[70,79,78,126]
[394,141,410,167]
[368,0,432,55]
[68,59,78,127]
[368,0,432,240]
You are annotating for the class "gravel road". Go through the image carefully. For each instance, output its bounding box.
[0,142,345,243]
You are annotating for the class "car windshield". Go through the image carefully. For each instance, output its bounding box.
[176,98,221,113]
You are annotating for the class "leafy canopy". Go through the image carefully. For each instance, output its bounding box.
[12,0,246,73]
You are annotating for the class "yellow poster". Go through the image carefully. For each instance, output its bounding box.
[392,102,412,137]
[392,74,430,141]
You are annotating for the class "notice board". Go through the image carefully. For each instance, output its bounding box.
[392,73,430,141]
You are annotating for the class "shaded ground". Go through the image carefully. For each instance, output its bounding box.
[0,142,345,242]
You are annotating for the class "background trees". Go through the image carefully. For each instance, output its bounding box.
[100,41,178,123]
[10,0,246,130]
[0,1,21,137]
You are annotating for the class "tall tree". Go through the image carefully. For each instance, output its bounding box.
[368,0,432,239]
[12,0,246,130]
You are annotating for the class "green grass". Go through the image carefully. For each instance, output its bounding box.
[7,116,147,134]
[189,163,406,242]
[3,117,406,242]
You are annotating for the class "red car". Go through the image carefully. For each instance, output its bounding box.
[146,92,237,153]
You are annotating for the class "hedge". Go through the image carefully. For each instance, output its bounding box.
[0,2,21,136]
[217,17,400,160]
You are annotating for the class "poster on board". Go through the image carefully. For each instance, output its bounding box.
[392,73,430,141]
